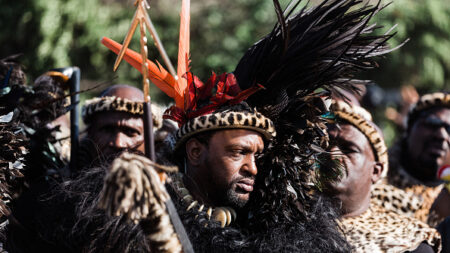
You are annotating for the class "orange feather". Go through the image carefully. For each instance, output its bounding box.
[101,37,177,99]
[177,0,190,110]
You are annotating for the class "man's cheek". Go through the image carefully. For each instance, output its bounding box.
[219,158,238,176]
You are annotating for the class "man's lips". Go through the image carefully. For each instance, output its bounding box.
[235,179,255,193]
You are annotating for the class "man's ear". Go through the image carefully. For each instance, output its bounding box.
[185,138,207,167]
[371,162,384,184]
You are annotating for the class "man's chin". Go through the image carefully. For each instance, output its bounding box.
[226,190,250,208]
[417,157,440,178]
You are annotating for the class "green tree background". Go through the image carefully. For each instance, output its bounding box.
[1,0,449,142]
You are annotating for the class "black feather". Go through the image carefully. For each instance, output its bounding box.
[234,0,400,120]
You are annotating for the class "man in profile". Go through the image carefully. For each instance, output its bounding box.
[325,100,441,252]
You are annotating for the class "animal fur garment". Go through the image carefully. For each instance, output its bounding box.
[97,153,181,252]
[82,96,165,131]
[5,165,350,252]
[339,203,441,252]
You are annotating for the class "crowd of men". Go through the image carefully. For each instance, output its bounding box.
[0,0,449,252]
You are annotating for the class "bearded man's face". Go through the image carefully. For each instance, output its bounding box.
[185,129,264,208]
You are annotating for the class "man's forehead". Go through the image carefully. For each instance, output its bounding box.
[211,129,264,148]
[329,123,368,146]
[101,85,144,101]
[215,129,263,139]
[93,111,143,125]
[418,107,450,124]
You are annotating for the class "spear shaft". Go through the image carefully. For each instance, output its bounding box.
[139,17,156,161]
[138,9,194,253]
[69,67,80,172]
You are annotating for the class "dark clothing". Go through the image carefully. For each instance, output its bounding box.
[437,217,450,253]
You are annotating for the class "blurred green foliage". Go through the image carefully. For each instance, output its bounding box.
[363,0,450,92]
[0,0,291,103]
[0,0,448,112]
[1,0,448,97]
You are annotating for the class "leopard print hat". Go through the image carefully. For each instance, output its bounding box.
[331,100,388,179]
[407,92,450,129]
[173,107,276,150]
[82,96,164,130]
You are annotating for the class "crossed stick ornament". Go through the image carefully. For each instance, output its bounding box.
[114,0,177,102]
[110,1,194,252]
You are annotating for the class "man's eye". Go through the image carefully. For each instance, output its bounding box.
[342,148,358,155]
[123,128,139,137]
[231,150,244,157]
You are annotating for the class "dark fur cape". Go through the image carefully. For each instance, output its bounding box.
[5,164,348,253]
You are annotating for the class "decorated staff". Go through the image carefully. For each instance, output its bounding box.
[97,0,194,252]
[46,67,81,172]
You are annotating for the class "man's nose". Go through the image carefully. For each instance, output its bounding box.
[242,155,258,176]
[435,126,450,142]
[329,146,345,164]
[110,132,131,149]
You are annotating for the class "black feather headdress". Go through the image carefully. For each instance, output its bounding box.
[234,0,403,234]
[235,0,401,119]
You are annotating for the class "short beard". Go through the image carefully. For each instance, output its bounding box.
[225,185,248,208]
[204,156,251,209]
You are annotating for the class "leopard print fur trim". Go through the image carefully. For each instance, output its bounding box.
[174,110,276,150]
[385,166,445,226]
[82,96,164,129]
[340,203,442,253]
[370,182,443,225]
[371,183,423,219]
[331,100,388,179]
[408,92,450,128]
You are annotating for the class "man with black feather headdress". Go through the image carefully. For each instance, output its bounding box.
[4,0,401,252]
[89,0,400,251]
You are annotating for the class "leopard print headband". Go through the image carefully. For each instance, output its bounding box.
[82,96,163,130]
[174,109,276,150]
[407,92,450,129]
[331,100,388,178]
